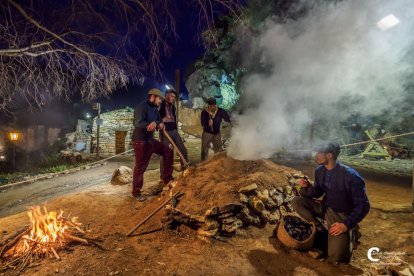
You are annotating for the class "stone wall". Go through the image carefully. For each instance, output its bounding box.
[178,104,202,128]
[91,108,134,155]
[91,106,203,155]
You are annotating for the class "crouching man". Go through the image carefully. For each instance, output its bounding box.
[291,142,370,264]
[131,89,174,201]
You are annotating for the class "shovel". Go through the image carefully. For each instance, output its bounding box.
[162,129,190,169]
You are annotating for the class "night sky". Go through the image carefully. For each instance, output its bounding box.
[97,4,206,111]
[2,2,216,127]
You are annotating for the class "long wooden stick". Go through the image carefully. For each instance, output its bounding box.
[162,129,189,168]
[127,192,181,237]
[50,247,60,260]
[63,234,88,244]
[0,228,29,258]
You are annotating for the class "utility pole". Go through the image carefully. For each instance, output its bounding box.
[93,103,101,158]
[97,103,101,158]
[175,69,180,124]
[412,159,414,209]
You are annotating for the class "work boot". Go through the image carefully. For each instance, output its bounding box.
[134,195,146,202]
[150,179,169,195]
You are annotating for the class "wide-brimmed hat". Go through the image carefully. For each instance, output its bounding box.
[148,88,165,99]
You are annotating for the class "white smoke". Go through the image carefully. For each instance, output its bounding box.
[228,0,414,160]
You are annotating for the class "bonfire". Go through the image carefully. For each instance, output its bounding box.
[0,206,100,272]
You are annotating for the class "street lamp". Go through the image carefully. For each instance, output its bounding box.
[8,131,20,169]
[377,14,400,31]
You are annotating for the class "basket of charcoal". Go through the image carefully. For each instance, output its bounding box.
[277,215,316,250]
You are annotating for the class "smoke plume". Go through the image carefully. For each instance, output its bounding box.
[228,0,414,160]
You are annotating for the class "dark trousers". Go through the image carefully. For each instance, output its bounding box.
[201,131,222,161]
[160,130,188,178]
[291,196,353,263]
[132,139,173,197]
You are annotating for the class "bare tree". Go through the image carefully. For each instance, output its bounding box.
[0,0,243,112]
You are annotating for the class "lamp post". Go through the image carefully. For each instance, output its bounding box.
[92,103,101,158]
[8,131,20,169]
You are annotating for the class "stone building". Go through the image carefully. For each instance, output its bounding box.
[91,108,135,156]
[90,105,203,156]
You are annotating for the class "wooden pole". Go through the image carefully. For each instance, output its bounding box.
[96,103,101,158]
[412,159,414,209]
[175,69,180,124]
[127,191,181,237]
[163,129,189,167]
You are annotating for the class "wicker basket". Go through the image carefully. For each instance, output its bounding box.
[277,215,316,251]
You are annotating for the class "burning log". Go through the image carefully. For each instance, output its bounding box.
[0,206,99,272]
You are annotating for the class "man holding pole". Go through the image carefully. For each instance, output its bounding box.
[159,87,188,175]
[131,89,174,201]
[200,97,231,161]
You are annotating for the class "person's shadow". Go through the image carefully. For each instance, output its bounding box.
[246,236,363,276]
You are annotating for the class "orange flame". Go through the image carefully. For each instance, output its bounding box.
[21,206,76,252]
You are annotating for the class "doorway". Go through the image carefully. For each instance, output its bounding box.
[115,131,127,154]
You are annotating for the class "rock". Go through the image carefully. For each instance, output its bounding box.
[248,196,265,213]
[293,172,304,179]
[238,207,261,226]
[197,227,218,237]
[269,188,277,197]
[255,189,269,203]
[260,210,271,224]
[276,186,284,193]
[272,194,285,206]
[268,210,280,224]
[284,186,293,195]
[221,219,243,233]
[172,209,205,225]
[264,198,278,209]
[218,203,244,214]
[221,216,238,224]
[203,218,220,230]
[204,203,243,216]
[111,166,133,185]
[283,202,294,212]
[217,212,234,219]
[288,179,297,186]
[238,183,258,193]
[238,193,249,204]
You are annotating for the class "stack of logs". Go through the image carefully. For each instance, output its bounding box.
[163,172,311,238]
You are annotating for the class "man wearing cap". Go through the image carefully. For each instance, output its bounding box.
[291,142,370,264]
[131,88,174,201]
[200,97,231,161]
[159,88,188,174]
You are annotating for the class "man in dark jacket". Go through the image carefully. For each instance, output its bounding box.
[159,88,188,175]
[291,142,370,263]
[200,97,231,161]
[131,88,173,201]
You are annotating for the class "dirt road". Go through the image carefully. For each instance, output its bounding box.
[0,139,202,218]
[0,155,145,218]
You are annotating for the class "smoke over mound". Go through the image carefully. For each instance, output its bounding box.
[228,0,414,160]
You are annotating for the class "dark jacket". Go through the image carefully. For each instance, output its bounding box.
[159,101,177,131]
[299,163,370,228]
[201,108,231,134]
[132,101,161,141]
